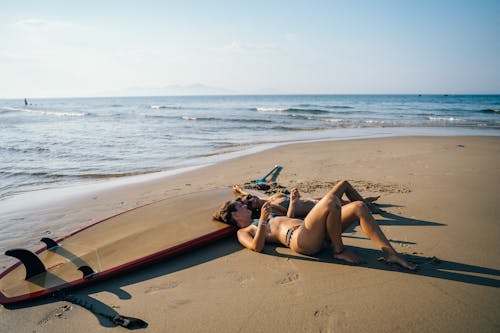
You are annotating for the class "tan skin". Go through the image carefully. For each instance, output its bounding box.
[233,180,383,218]
[233,184,416,270]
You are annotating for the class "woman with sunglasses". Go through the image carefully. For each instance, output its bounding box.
[233,180,382,219]
[214,184,416,270]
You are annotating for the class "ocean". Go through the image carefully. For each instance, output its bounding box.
[1,94,499,206]
[1,94,500,267]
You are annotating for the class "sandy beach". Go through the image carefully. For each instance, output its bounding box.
[1,136,499,332]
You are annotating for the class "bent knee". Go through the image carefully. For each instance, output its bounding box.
[323,194,341,209]
[352,201,369,214]
[337,179,347,186]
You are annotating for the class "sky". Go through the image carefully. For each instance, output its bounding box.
[1,0,499,98]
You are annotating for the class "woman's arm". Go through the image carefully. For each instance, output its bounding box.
[287,188,299,218]
[270,203,287,216]
[236,202,272,252]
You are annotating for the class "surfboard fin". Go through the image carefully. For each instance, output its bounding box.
[40,237,59,250]
[78,265,97,279]
[5,249,47,280]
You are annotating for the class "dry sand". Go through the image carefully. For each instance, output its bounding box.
[1,136,499,332]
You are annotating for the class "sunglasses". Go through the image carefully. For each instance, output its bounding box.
[241,194,254,205]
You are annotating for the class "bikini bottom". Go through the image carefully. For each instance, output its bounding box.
[285,225,301,247]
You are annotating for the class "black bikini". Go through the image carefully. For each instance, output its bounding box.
[285,225,300,247]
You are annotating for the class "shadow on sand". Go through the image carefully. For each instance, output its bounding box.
[264,245,500,288]
[3,212,498,328]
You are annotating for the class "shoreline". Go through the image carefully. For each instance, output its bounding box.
[1,127,499,216]
[1,135,499,332]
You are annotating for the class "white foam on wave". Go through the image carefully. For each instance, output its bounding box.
[151,105,179,109]
[256,107,288,113]
[427,116,465,122]
[323,118,344,123]
[0,106,87,117]
[182,116,197,120]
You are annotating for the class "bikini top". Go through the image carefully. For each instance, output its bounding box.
[251,213,275,227]
[278,197,290,209]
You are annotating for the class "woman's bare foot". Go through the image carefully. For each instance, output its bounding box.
[383,252,417,271]
[367,202,385,214]
[364,195,380,203]
[334,248,365,265]
[233,184,244,195]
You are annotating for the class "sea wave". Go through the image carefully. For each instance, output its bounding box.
[255,107,332,114]
[182,116,200,121]
[323,118,345,123]
[480,108,500,114]
[297,103,354,109]
[0,146,51,154]
[1,171,66,179]
[1,169,159,180]
[213,141,259,149]
[145,114,178,119]
[0,106,88,117]
[180,116,272,123]
[290,114,316,120]
[427,116,466,122]
[78,170,160,178]
[255,107,288,113]
[288,108,331,114]
[271,125,325,131]
[151,105,181,109]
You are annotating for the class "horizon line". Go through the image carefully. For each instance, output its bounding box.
[2,92,500,100]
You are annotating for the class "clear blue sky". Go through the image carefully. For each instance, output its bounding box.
[1,0,499,98]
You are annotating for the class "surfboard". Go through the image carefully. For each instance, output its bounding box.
[0,188,237,304]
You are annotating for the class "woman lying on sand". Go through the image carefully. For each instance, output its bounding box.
[214,182,416,270]
[232,180,383,218]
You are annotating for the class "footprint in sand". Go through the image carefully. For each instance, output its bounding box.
[168,299,191,309]
[313,304,334,318]
[227,271,253,286]
[313,305,348,330]
[144,281,180,294]
[276,272,299,285]
[38,304,73,325]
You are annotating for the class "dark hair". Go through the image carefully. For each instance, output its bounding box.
[213,201,238,226]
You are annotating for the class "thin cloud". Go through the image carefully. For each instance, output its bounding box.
[15,18,70,30]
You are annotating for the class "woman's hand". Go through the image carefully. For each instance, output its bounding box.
[260,202,272,222]
[287,188,299,218]
[290,188,300,204]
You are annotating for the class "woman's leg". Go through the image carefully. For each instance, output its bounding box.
[330,180,364,202]
[330,180,382,213]
[297,188,363,264]
[341,201,416,270]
